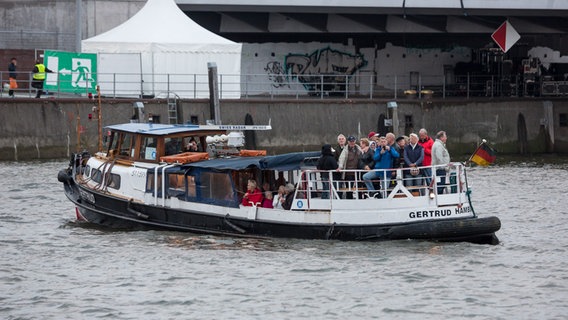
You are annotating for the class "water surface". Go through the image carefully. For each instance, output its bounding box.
[1,159,567,319]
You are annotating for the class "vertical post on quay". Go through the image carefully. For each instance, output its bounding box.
[208,62,221,125]
[387,101,399,137]
[97,85,102,152]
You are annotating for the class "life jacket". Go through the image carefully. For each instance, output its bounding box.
[33,64,46,80]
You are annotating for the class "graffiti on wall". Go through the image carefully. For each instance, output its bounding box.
[264,47,367,92]
[264,61,289,88]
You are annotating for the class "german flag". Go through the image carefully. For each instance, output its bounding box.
[470,142,497,166]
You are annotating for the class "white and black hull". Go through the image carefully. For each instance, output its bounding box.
[61,169,501,245]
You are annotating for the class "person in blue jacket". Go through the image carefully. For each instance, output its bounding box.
[363,136,399,197]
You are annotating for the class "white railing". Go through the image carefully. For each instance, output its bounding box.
[0,71,535,99]
[295,163,466,203]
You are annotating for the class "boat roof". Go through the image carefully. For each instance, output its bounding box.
[105,123,272,136]
[105,123,210,135]
[183,151,320,171]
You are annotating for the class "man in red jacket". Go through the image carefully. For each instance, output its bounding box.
[418,128,434,186]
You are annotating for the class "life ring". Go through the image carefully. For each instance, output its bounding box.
[160,152,209,164]
[239,149,267,157]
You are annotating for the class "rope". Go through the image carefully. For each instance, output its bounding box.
[224,214,246,234]
[463,167,477,217]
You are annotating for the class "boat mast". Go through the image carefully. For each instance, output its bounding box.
[97,85,102,152]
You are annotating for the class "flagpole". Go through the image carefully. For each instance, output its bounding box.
[467,139,486,164]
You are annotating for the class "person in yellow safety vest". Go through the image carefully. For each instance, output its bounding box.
[32,59,54,99]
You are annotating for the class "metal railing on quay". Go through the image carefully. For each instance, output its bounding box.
[0,70,548,100]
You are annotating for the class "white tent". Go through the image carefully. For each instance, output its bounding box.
[82,0,241,99]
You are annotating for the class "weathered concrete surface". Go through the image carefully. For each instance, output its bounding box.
[0,97,567,161]
[0,0,145,51]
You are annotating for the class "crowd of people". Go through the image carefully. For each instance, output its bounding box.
[241,179,296,210]
[317,128,451,198]
[240,128,451,208]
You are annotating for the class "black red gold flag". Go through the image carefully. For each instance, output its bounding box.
[470,142,497,166]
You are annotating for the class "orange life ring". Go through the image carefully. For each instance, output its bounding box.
[160,152,209,164]
[239,149,267,157]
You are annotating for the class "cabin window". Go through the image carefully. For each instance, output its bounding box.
[91,169,102,183]
[87,167,120,188]
[145,172,162,195]
[165,138,182,155]
[107,174,121,189]
[200,172,233,201]
[140,136,158,160]
[84,165,91,177]
[186,175,196,197]
[119,133,135,157]
[107,131,119,153]
[182,136,202,152]
[167,173,185,197]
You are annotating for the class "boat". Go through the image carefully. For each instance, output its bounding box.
[57,121,501,245]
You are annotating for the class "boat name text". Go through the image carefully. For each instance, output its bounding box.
[131,169,146,178]
[409,206,471,219]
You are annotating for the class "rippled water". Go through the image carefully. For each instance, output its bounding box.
[1,159,567,319]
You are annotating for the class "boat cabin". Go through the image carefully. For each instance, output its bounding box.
[103,123,227,162]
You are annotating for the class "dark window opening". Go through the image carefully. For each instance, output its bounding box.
[107,174,121,189]
[405,115,413,130]
[91,169,102,183]
[560,113,568,127]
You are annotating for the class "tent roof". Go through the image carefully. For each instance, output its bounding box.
[82,0,237,48]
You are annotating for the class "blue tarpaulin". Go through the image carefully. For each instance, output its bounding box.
[183,151,320,171]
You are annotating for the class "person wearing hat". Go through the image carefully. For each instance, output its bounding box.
[317,144,339,199]
[337,135,362,199]
[367,131,379,143]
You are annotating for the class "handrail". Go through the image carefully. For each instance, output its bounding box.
[0,70,549,99]
[295,163,466,202]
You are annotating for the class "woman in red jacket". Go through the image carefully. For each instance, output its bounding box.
[241,180,263,206]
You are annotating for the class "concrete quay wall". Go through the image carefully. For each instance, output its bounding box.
[0,98,567,161]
